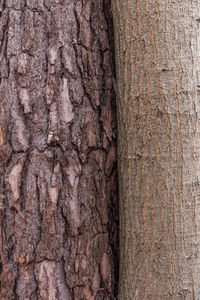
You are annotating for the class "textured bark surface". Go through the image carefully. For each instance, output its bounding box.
[0,0,118,299]
[113,1,200,299]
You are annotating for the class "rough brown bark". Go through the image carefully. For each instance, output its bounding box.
[112,0,200,299]
[0,0,118,299]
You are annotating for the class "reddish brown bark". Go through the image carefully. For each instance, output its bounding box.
[0,0,118,299]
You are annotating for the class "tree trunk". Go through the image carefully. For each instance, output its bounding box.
[112,1,200,299]
[0,1,118,299]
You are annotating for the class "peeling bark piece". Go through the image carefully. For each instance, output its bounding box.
[48,163,61,206]
[37,260,56,300]
[48,186,59,206]
[17,53,29,75]
[64,155,81,236]
[101,253,111,284]
[0,126,4,145]
[47,102,59,144]
[0,128,12,164]
[59,78,74,124]
[61,46,75,76]
[49,46,58,65]
[7,155,26,210]
[19,88,31,114]
[11,117,29,152]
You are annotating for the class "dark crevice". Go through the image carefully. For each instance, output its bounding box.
[103,0,116,77]
[35,174,42,254]
[13,266,19,300]
[103,0,119,298]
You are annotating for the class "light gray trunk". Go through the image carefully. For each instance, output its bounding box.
[112,1,200,299]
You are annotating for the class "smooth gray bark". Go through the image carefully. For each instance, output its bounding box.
[112,1,200,299]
